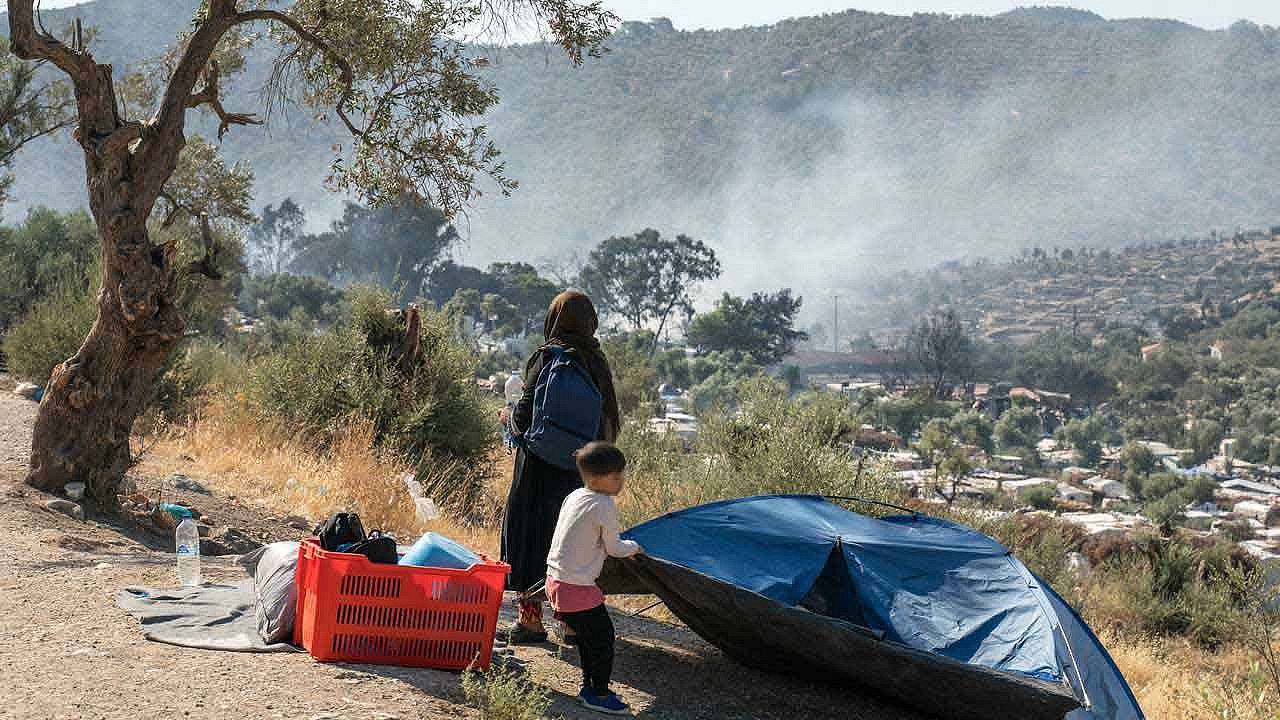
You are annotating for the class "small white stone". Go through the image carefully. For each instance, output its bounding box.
[64,482,86,501]
[44,498,84,521]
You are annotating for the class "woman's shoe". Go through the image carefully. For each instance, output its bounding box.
[577,689,631,715]
[499,622,548,645]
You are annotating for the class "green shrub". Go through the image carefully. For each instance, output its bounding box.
[1178,578,1241,649]
[150,340,247,424]
[1,279,97,383]
[238,272,346,325]
[227,316,312,359]
[475,348,524,381]
[618,377,899,527]
[461,665,551,720]
[1023,485,1058,510]
[0,207,98,332]
[601,331,659,414]
[241,286,497,515]
[689,353,765,411]
[1083,560,1189,637]
[1078,534,1255,648]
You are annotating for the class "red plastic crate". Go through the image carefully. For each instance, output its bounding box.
[293,538,509,669]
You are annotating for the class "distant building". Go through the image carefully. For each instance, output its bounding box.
[1183,509,1215,531]
[1062,466,1095,484]
[1061,511,1144,539]
[1235,500,1273,522]
[1085,476,1129,499]
[1222,479,1280,497]
[1002,477,1056,501]
[646,413,698,443]
[989,454,1025,473]
[1058,484,1093,504]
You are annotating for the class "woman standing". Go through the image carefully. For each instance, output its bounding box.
[501,290,620,643]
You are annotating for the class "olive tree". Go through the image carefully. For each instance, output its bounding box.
[7,0,615,506]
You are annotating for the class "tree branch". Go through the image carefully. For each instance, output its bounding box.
[143,5,359,201]
[6,1,94,80]
[0,115,74,164]
[142,8,239,189]
[157,190,188,229]
[186,60,262,140]
[234,9,360,136]
[183,214,223,280]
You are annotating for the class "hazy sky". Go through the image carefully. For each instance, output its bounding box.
[31,1,1280,30]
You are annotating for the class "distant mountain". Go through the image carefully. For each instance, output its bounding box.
[6,2,1280,303]
[997,7,1107,24]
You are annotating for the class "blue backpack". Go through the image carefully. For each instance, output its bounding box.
[523,346,603,470]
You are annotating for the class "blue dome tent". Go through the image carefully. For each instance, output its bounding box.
[597,495,1144,720]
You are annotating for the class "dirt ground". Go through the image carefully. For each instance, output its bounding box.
[0,387,924,720]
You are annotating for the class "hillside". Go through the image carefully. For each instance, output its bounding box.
[6,3,1280,297]
[845,227,1280,346]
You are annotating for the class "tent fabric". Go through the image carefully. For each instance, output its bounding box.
[1040,580,1144,720]
[604,495,1143,720]
[605,554,1081,720]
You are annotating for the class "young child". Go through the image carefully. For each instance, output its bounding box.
[545,441,643,715]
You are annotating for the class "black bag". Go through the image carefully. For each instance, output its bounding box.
[341,532,398,565]
[314,512,366,551]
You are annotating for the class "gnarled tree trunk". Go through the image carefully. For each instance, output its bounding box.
[10,2,189,506]
[9,0,563,508]
[27,218,185,505]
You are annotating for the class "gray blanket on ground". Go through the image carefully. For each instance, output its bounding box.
[116,582,300,653]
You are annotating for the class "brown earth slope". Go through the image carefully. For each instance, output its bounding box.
[0,388,924,720]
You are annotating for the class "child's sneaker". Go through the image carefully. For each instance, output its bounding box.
[576,689,631,715]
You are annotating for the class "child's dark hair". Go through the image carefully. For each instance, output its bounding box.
[575,441,626,476]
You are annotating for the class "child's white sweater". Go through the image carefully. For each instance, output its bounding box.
[546,488,642,586]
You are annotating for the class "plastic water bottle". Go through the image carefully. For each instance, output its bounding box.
[502,371,524,449]
[176,517,201,587]
[403,474,440,524]
[504,371,523,405]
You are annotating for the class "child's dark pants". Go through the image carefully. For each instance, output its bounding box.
[559,603,615,696]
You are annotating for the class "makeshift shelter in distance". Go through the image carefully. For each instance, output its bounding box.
[600,495,1143,720]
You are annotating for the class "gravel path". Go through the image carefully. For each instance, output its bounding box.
[0,387,923,720]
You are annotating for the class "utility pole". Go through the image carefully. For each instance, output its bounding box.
[832,294,840,353]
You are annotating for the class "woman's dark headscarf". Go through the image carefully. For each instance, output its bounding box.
[526,290,621,442]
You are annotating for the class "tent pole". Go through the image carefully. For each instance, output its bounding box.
[823,494,919,516]
[630,599,666,618]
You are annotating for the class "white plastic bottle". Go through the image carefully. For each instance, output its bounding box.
[504,370,523,405]
[176,517,201,587]
[502,371,524,449]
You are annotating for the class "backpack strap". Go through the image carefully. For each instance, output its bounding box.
[542,345,600,393]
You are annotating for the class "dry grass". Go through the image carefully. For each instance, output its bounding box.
[136,397,1280,720]
[1104,632,1278,720]
[139,400,501,555]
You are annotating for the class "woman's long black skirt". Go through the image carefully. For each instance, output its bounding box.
[501,447,583,593]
